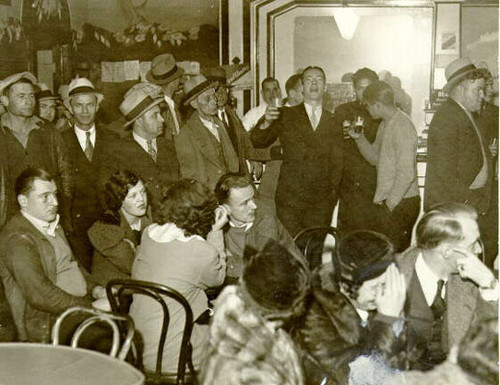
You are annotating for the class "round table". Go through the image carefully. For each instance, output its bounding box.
[0,343,145,385]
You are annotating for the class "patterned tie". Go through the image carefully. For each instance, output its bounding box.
[310,106,319,130]
[84,131,94,161]
[147,140,157,162]
[430,279,445,319]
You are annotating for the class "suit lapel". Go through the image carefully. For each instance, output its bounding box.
[67,127,91,164]
[188,115,225,170]
[125,135,157,168]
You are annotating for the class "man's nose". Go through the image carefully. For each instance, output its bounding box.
[48,195,58,206]
[249,200,257,209]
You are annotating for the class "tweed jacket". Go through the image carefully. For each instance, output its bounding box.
[61,125,118,233]
[175,112,240,190]
[0,214,92,342]
[425,99,493,213]
[396,246,497,350]
[101,133,180,205]
[88,211,151,286]
[251,103,343,208]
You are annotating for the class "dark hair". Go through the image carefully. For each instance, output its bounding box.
[416,202,478,250]
[214,173,253,204]
[261,77,279,90]
[153,179,217,239]
[285,74,302,95]
[102,169,141,211]
[3,78,34,97]
[363,80,394,106]
[301,66,326,82]
[457,317,498,384]
[352,67,379,86]
[15,168,54,197]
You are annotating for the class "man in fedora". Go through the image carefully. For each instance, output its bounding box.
[174,75,240,190]
[36,83,59,123]
[146,53,184,140]
[60,77,118,271]
[0,71,72,229]
[102,83,179,206]
[425,58,495,264]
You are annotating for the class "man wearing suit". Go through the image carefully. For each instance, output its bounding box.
[104,84,180,207]
[61,77,117,271]
[396,202,497,370]
[174,75,240,190]
[251,66,343,267]
[425,58,494,262]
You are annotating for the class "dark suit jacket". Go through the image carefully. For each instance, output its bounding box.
[425,99,492,213]
[222,105,254,174]
[251,103,343,208]
[102,133,180,205]
[61,126,118,233]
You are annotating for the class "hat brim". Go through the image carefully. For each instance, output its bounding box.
[123,97,164,127]
[146,66,184,85]
[443,69,475,93]
[37,96,60,102]
[0,72,37,94]
[63,92,104,110]
[183,80,219,106]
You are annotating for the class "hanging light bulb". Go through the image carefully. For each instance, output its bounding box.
[333,8,360,40]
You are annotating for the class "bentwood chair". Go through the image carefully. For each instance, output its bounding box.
[106,279,197,385]
[293,226,341,271]
[51,306,135,361]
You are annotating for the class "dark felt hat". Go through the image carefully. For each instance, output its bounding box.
[146,53,184,85]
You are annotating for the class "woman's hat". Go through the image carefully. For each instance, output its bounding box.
[63,77,104,110]
[146,53,184,85]
[182,74,218,106]
[443,58,477,93]
[120,86,164,127]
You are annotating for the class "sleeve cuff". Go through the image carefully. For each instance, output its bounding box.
[480,279,499,302]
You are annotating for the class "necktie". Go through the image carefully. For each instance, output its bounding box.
[166,101,180,135]
[310,106,319,130]
[84,131,93,161]
[430,279,445,319]
[147,140,157,162]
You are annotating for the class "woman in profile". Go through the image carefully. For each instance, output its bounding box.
[88,169,150,286]
[130,179,226,374]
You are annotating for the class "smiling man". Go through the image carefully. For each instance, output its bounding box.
[214,173,302,281]
[251,66,343,269]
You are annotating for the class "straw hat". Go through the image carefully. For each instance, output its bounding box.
[120,85,164,126]
[182,74,218,106]
[146,53,184,85]
[443,58,477,93]
[63,77,104,110]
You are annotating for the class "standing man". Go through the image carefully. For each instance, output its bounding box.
[104,84,179,206]
[251,66,343,267]
[0,72,72,229]
[425,58,494,263]
[61,77,117,271]
[174,75,240,190]
[36,84,59,123]
[146,53,184,139]
[334,68,381,234]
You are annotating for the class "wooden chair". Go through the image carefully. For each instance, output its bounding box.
[51,306,135,361]
[106,279,197,385]
[294,226,341,271]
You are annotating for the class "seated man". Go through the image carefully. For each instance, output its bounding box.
[214,173,302,281]
[291,230,408,384]
[0,168,105,342]
[397,202,498,371]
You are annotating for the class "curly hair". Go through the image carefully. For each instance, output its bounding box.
[153,179,217,239]
[101,170,142,225]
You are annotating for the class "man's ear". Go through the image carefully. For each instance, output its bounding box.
[0,95,9,108]
[17,194,28,210]
[67,100,74,115]
[440,243,453,259]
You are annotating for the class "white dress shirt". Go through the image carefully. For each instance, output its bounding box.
[164,95,181,135]
[415,253,447,306]
[198,115,220,142]
[74,124,96,151]
[133,131,157,154]
[304,102,323,130]
[21,210,60,238]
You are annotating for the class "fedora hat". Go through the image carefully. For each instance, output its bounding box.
[205,67,228,84]
[0,71,37,94]
[120,85,164,127]
[183,75,218,106]
[36,83,59,102]
[443,58,477,93]
[64,77,104,110]
[146,53,184,85]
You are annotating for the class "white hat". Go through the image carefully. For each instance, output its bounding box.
[0,72,37,94]
[63,77,104,110]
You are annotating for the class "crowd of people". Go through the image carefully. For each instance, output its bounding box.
[0,52,497,384]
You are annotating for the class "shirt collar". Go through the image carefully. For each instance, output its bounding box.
[304,102,323,114]
[133,131,155,147]
[1,113,42,133]
[198,115,216,129]
[229,220,253,232]
[415,252,448,306]
[74,124,96,136]
[21,210,60,237]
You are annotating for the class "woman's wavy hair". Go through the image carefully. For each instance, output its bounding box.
[153,179,217,239]
[101,170,141,224]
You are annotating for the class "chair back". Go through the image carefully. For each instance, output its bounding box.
[106,279,196,384]
[51,306,135,361]
[294,226,341,271]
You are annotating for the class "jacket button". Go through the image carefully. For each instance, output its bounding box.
[76,213,81,218]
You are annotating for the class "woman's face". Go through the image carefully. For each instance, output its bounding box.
[121,180,148,218]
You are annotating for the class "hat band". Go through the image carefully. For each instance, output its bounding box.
[69,86,97,97]
[125,95,159,122]
[184,80,216,104]
[447,64,476,83]
[37,90,56,100]
[151,65,179,81]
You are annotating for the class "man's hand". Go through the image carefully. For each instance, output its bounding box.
[263,105,280,124]
[375,263,406,318]
[453,247,495,288]
[92,285,107,300]
[212,205,229,231]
